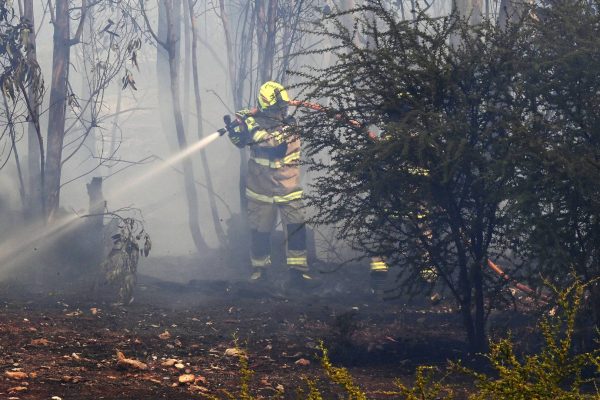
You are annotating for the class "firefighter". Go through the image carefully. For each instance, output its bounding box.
[225,81,314,287]
[367,165,431,295]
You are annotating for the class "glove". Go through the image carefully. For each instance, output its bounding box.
[224,114,234,134]
[224,114,242,148]
[224,113,254,148]
[243,115,260,134]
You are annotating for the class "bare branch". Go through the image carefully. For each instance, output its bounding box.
[47,0,56,25]
[69,0,87,46]
[138,0,168,49]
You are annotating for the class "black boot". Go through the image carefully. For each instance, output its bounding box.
[370,270,388,297]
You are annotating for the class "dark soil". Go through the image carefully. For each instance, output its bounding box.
[0,256,535,399]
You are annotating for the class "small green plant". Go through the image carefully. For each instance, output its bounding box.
[300,342,452,399]
[454,279,600,400]
[236,346,254,400]
[298,378,324,400]
[202,339,259,400]
[319,343,368,400]
[391,366,454,400]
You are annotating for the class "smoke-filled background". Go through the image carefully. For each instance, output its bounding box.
[1,1,600,398]
[0,0,456,274]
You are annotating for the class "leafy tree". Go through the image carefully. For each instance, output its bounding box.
[0,1,44,211]
[296,0,532,351]
[0,3,41,103]
[508,0,600,329]
[1,1,143,220]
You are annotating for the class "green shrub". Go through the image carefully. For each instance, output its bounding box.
[309,342,453,399]
[455,280,600,400]
[319,344,369,400]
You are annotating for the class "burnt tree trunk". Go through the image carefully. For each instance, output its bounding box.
[87,177,105,227]
[23,0,43,219]
[45,0,71,219]
[86,177,105,267]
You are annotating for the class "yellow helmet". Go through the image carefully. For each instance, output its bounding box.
[258,81,290,111]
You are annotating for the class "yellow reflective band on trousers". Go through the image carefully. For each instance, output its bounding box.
[251,151,300,169]
[246,188,303,204]
[287,256,307,266]
[251,255,271,267]
[370,260,389,272]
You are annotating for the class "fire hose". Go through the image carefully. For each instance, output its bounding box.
[487,259,550,302]
[218,99,378,140]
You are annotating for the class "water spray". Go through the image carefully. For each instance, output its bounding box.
[0,99,364,272]
[0,130,225,272]
[105,131,223,202]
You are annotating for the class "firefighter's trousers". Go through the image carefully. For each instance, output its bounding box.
[247,198,308,272]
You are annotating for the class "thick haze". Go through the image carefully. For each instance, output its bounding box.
[0,0,460,264]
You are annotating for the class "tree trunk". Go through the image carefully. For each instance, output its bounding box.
[108,87,122,176]
[498,0,531,28]
[218,0,248,216]
[453,0,483,23]
[472,261,486,352]
[448,1,487,351]
[86,176,105,266]
[256,0,266,83]
[458,261,477,351]
[183,1,191,132]
[165,0,208,253]
[188,0,227,247]
[257,0,277,83]
[86,177,105,226]
[81,9,97,169]
[451,0,483,47]
[45,0,70,219]
[451,208,486,353]
[23,0,43,219]
[157,2,178,154]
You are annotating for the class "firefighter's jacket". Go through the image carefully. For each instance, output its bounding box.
[229,111,302,204]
